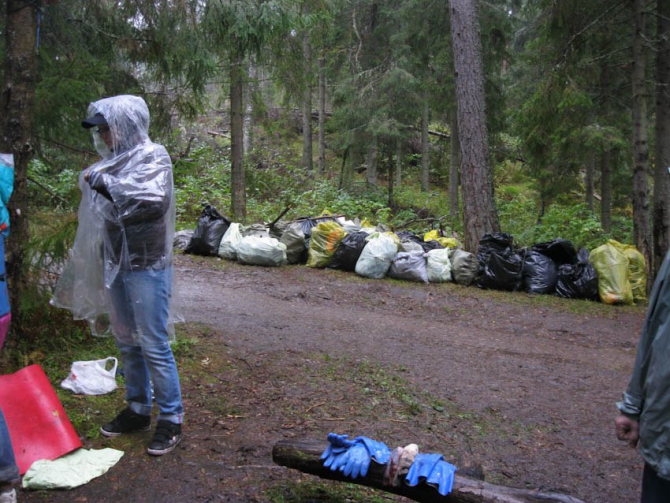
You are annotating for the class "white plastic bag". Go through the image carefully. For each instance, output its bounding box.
[426,248,453,282]
[236,236,287,267]
[61,357,118,395]
[22,448,124,489]
[218,222,243,260]
[355,233,398,279]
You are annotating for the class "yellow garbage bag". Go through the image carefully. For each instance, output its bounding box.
[606,240,647,303]
[589,242,634,305]
[423,230,459,249]
[307,221,347,268]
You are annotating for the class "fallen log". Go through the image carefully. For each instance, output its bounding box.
[272,439,585,503]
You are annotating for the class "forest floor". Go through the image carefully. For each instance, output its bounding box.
[19,252,647,503]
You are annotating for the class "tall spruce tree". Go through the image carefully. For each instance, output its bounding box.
[449,0,499,251]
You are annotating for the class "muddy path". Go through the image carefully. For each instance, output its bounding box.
[20,254,646,502]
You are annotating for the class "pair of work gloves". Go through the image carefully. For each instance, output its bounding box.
[321,433,391,479]
[320,433,457,496]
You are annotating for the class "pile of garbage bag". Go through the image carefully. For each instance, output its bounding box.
[178,205,647,306]
[475,233,646,305]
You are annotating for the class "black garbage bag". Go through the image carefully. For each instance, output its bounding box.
[477,248,524,291]
[396,231,447,252]
[185,204,231,256]
[396,230,422,243]
[420,239,444,252]
[531,239,577,266]
[522,250,558,294]
[328,231,369,271]
[477,232,515,271]
[293,215,339,239]
[555,248,599,300]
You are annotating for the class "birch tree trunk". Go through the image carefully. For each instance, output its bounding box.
[449,0,499,251]
[318,57,326,175]
[601,151,612,233]
[230,53,246,221]
[366,136,378,187]
[302,36,313,171]
[585,152,595,212]
[396,139,402,187]
[420,102,430,192]
[243,60,256,156]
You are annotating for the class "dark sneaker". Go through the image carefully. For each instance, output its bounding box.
[100,408,151,438]
[146,420,182,456]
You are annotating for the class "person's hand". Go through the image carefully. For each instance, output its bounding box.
[615,414,639,447]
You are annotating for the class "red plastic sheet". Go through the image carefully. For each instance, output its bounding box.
[0,364,82,474]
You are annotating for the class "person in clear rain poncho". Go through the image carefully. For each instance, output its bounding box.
[51,95,184,456]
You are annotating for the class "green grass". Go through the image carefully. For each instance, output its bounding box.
[265,480,389,503]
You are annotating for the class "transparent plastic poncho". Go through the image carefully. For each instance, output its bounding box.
[51,95,179,341]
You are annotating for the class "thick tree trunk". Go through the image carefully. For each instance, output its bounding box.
[420,102,430,192]
[653,0,670,278]
[230,53,246,221]
[449,111,460,221]
[1,0,39,338]
[449,0,499,252]
[318,57,326,175]
[631,0,652,274]
[272,439,585,503]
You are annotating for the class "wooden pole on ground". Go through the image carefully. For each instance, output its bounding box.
[272,439,586,503]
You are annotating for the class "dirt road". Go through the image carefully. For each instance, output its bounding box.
[21,254,647,502]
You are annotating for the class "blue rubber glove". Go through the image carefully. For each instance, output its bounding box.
[425,459,457,496]
[405,453,457,496]
[320,434,391,480]
[341,436,391,479]
[406,452,444,485]
[321,433,355,471]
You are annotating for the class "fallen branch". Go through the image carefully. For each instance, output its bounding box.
[268,205,292,230]
[207,130,230,138]
[272,439,585,503]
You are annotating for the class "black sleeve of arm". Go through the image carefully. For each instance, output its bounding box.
[87,171,114,201]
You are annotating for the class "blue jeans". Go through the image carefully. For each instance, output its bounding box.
[106,267,183,424]
[0,408,19,484]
